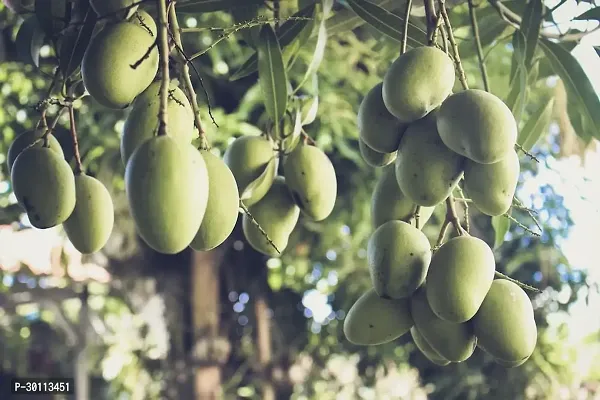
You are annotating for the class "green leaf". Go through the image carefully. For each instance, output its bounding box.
[35,0,68,38]
[326,0,392,35]
[491,215,510,249]
[241,156,279,203]
[15,16,45,68]
[507,31,527,124]
[520,0,543,68]
[230,54,259,81]
[345,0,426,48]
[177,0,264,13]
[517,98,555,151]
[257,24,288,134]
[292,14,327,93]
[540,38,600,140]
[59,9,97,79]
[573,7,600,21]
[281,108,304,152]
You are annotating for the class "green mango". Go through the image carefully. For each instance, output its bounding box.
[371,164,435,229]
[358,138,396,168]
[7,129,64,175]
[464,149,520,217]
[494,356,530,368]
[125,136,209,254]
[367,220,432,299]
[223,135,277,207]
[395,112,465,207]
[283,144,337,222]
[437,89,518,164]
[357,82,408,153]
[82,20,158,109]
[242,177,300,257]
[121,81,195,166]
[130,9,157,37]
[382,47,455,123]
[90,0,137,19]
[410,286,477,362]
[426,235,496,323]
[410,326,451,366]
[63,174,114,254]
[472,279,537,363]
[343,288,413,345]
[11,147,76,229]
[190,150,240,251]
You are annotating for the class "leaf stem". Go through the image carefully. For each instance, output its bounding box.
[156,0,170,137]
[494,271,541,293]
[439,0,469,90]
[423,0,437,45]
[401,0,412,54]
[68,105,83,174]
[468,0,490,92]
[239,201,280,255]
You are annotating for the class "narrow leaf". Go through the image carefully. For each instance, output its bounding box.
[230,54,259,81]
[520,0,543,68]
[517,98,555,151]
[326,0,392,35]
[346,0,426,48]
[540,38,600,140]
[177,0,264,13]
[491,215,510,249]
[281,108,304,152]
[241,157,279,203]
[15,16,44,68]
[507,31,528,124]
[573,7,600,21]
[293,17,327,93]
[257,24,288,133]
[59,9,97,79]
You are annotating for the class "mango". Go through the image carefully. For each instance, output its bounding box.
[382,47,455,123]
[437,89,518,164]
[426,235,496,323]
[464,149,520,216]
[410,286,477,362]
[367,220,431,299]
[494,356,530,368]
[358,82,408,153]
[371,164,434,229]
[283,144,337,221]
[343,288,413,345]
[63,174,114,254]
[359,138,396,168]
[125,136,209,254]
[7,129,64,175]
[395,112,465,207]
[121,81,195,165]
[82,20,158,109]
[242,177,300,257]
[224,135,276,207]
[410,326,451,366]
[190,150,240,251]
[11,147,75,229]
[130,9,157,40]
[90,0,137,19]
[472,279,537,363]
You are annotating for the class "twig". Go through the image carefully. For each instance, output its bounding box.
[239,201,280,255]
[468,0,490,92]
[156,0,170,137]
[440,19,449,53]
[455,184,470,233]
[433,195,467,251]
[423,0,438,45]
[401,0,413,54]
[504,213,541,237]
[414,205,421,229]
[513,197,543,234]
[494,271,541,293]
[68,105,83,174]
[439,0,469,90]
[515,143,539,163]
[273,0,281,30]
[179,17,310,34]
[130,41,158,70]
[542,0,567,20]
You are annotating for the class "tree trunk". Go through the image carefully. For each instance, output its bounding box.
[255,295,275,400]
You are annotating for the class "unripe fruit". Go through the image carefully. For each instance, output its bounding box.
[410,326,451,366]
[358,138,396,168]
[90,0,137,19]
[358,83,408,153]
[121,81,195,166]
[283,144,337,222]
[367,220,432,299]
[63,174,114,254]
[11,147,76,229]
[395,112,465,207]
[371,164,434,229]
[7,129,64,175]
[130,9,157,38]
[125,136,209,254]
[464,150,520,216]
[472,279,537,363]
[343,288,413,345]
[437,89,518,164]
[190,150,240,251]
[82,20,159,109]
[382,47,455,123]
[426,235,496,323]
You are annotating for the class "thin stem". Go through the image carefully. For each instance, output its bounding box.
[439,0,469,90]
[430,8,444,47]
[169,4,209,147]
[440,19,449,53]
[494,271,541,293]
[434,195,467,251]
[239,201,280,255]
[515,143,540,163]
[468,0,490,92]
[273,0,281,30]
[68,105,83,174]
[455,184,470,233]
[401,0,413,54]
[156,0,170,137]
[414,205,421,229]
[513,197,543,234]
[423,0,437,45]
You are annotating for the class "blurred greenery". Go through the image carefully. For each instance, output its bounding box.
[0,0,599,399]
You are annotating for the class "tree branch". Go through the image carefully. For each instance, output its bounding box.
[468,0,490,92]
[156,0,170,137]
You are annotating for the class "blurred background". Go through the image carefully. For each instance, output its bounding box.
[0,0,599,399]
